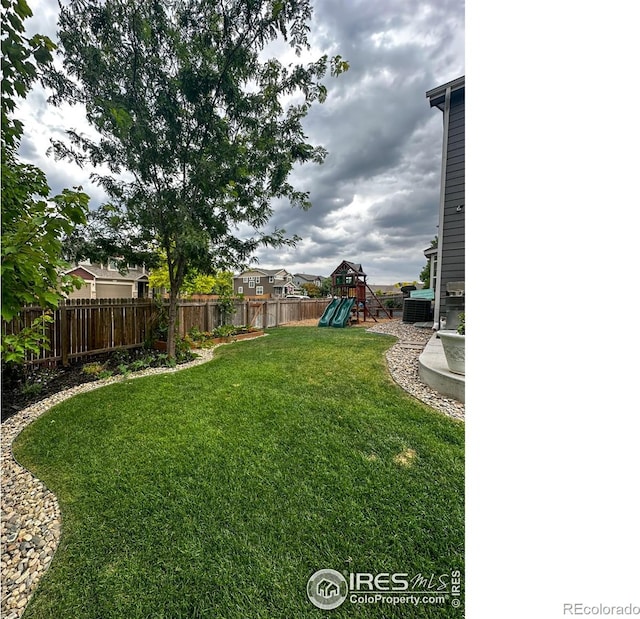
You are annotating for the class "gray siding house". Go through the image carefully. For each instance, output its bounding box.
[425,75,465,328]
[233,268,296,298]
[293,273,325,288]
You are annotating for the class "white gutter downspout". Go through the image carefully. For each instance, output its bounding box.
[433,86,451,329]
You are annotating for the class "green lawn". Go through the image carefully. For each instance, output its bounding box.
[14,327,464,618]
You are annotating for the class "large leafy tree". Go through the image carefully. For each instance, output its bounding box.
[1,0,89,363]
[51,0,348,357]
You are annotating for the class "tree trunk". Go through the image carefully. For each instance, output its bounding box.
[167,285,179,359]
[166,251,185,360]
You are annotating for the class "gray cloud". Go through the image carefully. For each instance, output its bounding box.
[250,0,463,282]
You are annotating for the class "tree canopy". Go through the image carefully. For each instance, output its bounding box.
[52,0,347,356]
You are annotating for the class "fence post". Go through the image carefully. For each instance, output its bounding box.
[60,304,69,366]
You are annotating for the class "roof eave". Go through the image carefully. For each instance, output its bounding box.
[425,75,465,109]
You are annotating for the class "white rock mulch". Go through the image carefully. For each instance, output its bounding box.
[366,320,465,422]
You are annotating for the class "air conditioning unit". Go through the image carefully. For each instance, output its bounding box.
[402,298,433,323]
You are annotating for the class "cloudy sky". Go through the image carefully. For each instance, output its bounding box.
[17,0,464,285]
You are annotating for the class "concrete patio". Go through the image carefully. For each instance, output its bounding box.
[418,331,465,404]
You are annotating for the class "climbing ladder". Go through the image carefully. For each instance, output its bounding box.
[363,284,392,321]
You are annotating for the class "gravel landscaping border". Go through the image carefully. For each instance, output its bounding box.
[366,320,465,421]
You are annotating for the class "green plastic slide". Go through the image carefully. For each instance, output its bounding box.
[330,297,356,328]
[318,297,341,327]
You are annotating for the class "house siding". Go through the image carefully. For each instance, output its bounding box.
[233,269,294,298]
[235,270,271,297]
[438,89,465,321]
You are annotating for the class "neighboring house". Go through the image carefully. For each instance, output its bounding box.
[423,245,438,293]
[292,273,325,288]
[425,75,465,328]
[233,268,296,298]
[65,260,150,299]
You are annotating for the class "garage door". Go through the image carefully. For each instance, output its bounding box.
[96,283,133,299]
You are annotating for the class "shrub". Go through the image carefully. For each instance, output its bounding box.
[21,380,42,397]
[129,358,150,371]
[82,362,105,376]
[213,325,236,338]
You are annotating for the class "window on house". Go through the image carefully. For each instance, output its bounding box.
[256,286,263,295]
[238,286,243,294]
[108,259,118,271]
[255,276,260,283]
[243,277,248,283]
[249,276,255,282]
[268,276,274,283]
[249,281,255,288]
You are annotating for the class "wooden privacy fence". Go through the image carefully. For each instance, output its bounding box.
[2,298,157,366]
[2,297,331,366]
[175,298,331,332]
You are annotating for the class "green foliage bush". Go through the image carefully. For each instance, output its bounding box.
[20,380,42,397]
[82,362,105,376]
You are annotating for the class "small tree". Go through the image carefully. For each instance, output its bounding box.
[300,282,321,298]
[51,0,348,358]
[320,277,332,297]
[1,0,89,363]
[148,254,229,297]
[419,262,430,287]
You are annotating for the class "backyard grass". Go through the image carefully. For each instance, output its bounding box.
[13,327,464,618]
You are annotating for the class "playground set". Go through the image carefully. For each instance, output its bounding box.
[318,261,392,328]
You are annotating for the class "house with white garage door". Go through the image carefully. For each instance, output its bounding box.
[64,261,150,299]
